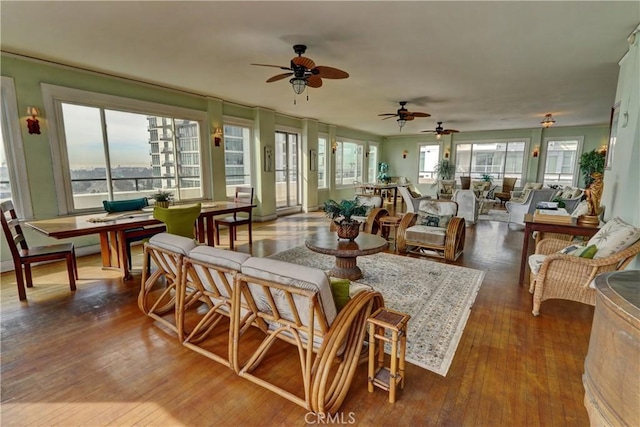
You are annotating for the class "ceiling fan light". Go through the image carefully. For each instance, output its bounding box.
[397,118,407,130]
[541,113,556,128]
[290,77,307,94]
[436,133,442,140]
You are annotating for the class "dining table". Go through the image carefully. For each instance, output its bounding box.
[25,201,255,279]
[359,183,405,207]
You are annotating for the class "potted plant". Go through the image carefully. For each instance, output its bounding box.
[150,190,173,208]
[322,199,368,241]
[434,159,455,180]
[579,149,605,187]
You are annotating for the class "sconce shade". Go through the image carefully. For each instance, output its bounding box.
[290,77,307,95]
[541,113,556,128]
[26,107,40,117]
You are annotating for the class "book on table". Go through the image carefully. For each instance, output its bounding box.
[533,208,574,224]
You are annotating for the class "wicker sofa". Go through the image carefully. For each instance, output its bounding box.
[140,233,384,414]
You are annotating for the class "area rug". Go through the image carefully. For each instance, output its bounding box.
[268,246,485,376]
[478,209,510,223]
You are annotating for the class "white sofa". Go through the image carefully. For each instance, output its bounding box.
[505,188,556,228]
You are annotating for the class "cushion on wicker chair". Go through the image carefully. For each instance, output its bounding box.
[148,232,198,254]
[587,217,640,258]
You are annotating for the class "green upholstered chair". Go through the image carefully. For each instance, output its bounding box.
[153,203,202,238]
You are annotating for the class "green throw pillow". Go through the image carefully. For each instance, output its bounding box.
[103,197,148,213]
[559,244,598,259]
[422,214,452,228]
[330,277,351,311]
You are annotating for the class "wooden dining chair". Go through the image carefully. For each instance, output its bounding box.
[215,187,254,250]
[0,200,78,301]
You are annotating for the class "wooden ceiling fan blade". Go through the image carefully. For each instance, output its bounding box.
[266,73,293,83]
[292,56,316,70]
[410,112,431,118]
[380,115,397,120]
[251,63,292,71]
[421,130,436,133]
[307,75,323,88]
[314,66,349,79]
[445,129,460,134]
[405,116,415,121]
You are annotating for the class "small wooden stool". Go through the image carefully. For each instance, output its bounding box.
[379,215,402,248]
[367,307,410,403]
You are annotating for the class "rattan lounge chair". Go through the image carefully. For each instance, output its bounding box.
[231,257,384,414]
[529,238,640,316]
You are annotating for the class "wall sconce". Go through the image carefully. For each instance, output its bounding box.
[26,107,41,135]
[532,146,540,158]
[598,144,608,155]
[331,140,338,154]
[402,150,408,159]
[212,127,223,147]
[444,148,450,159]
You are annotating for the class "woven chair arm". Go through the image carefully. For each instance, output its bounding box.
[535,238,576,255]
[397,212,417,235]
[311,290,384,414]
[364,207,389,234]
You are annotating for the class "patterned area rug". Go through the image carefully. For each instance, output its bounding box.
[269,246,485,376]
[479,209,510,223]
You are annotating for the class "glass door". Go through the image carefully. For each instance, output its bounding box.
[275,131,300,208]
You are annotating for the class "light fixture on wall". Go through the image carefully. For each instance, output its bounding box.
[541,113,556,128]
[532,146,540,158]
[598,144,608,155]
[444,148,450,158]
[212,127,223,147]
[331,140,338,154]
[402,150,408,159]
[26,107,41,135]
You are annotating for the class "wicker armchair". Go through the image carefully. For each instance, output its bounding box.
[396,199,465,261]
[328,195,389,235]
[232,257,384,414]
[529,238,640,316]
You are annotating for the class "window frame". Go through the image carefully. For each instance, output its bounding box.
[334,137,366,188]
[222,117,254,197]
[366,141,380,184]
[317,133,329,189]
[541,136,584,187]
[0,76,33,219]
[42,83,210,214]
[454,138,530,186]
[417,142,442,184]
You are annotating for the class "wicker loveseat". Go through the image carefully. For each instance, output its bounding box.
[140,233,384,414]
[396,199,465,261]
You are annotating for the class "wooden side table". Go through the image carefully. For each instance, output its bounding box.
[367,307,411,403]
[379,215,402,248]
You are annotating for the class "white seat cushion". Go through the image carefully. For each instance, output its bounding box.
[148,232,198,255]
[405,225,446,246]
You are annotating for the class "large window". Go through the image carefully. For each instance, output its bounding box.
[318,135,328,189]
[542,138,582,186]
[0,77,32,218]
[44,84,208,213]
[417,144,441,184]
[334,139,365,187]
[367,144,379,183]
[275,130,300,208]
[455,140,527,186]
[223,123,252,197]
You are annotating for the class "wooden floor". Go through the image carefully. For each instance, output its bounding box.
[0,208,595,426]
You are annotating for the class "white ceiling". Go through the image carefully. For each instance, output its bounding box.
[1,1,638,136]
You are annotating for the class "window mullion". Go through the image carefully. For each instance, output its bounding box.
[100,108,114,200]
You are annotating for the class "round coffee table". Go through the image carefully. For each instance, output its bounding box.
[305,231,388,280]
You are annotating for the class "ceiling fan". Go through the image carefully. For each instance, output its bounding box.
[251,44,349,98]
[378,101,430,131]
[422,121,460,139]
